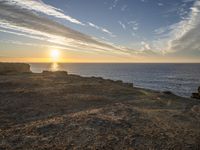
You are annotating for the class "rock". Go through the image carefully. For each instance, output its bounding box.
[42,70,68,76]
[106,79,133,87]
[124,83,133,88]
[191,93,200,99]
[191,86,200,99]
[163,91,173,95]
[191,105,200,113]
[0,63,31,74]
[115,80,123,84]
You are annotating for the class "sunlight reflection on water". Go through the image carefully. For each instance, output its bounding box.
[50,63,59,71]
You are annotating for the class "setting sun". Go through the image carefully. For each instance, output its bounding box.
[50,50,60,62]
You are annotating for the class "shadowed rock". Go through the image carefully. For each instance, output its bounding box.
[191,86,200,99]
[163,91,174,95]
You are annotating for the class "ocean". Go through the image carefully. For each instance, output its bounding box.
[30,63,200,98]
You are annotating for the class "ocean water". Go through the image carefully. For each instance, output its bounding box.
[30,63,200,98]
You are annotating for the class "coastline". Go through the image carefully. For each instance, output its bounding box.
[0,63,200,149]
[29,62,200,98]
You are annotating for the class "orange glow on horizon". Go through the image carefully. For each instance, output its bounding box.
[0,56,200,63]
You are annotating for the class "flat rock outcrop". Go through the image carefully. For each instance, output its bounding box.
[0,63,31,74]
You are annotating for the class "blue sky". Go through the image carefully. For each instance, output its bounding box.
[0,0,199,62]
[45,0,194,45]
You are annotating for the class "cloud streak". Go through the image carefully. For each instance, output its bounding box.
[118,21,126,30]
[2,0,198,61]
[0,0,147,57]
[169,0,200,56]
[152,0,200,57]
[109,0,119,10]
[88,22,115,37]
[1,0,84,25]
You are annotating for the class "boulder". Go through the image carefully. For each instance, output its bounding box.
[0,63,31,74]
[163,91,173,95]
[191,86,200,99]
[191,93,200,99]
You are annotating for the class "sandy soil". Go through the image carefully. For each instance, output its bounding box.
[0,71,200,149]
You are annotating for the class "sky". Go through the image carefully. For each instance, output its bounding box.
[0,0,200,62]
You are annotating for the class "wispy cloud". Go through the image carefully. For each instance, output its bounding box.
[182,0,196,3]
[153,0,200,56]
[169,0,200,56]
[158,3,164,7]
[0,0,151,57]
[1,0,184,61]
[154,26,170,36]
[128,21,139,31]
[109,0,119,10]
[127,20,139,37]
[118,21,126,30]
[121,5,127,11]
[140,0,146,3]
[88,22,116,37]
[1,0,84,25]
[141,41,151,50]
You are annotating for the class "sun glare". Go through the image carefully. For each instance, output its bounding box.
[50,50,60,62]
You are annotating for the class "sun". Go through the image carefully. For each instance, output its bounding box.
[50,50,60,62]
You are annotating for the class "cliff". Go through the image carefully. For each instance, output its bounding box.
[0,63,31,74]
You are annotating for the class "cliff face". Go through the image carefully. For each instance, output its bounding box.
[0,63,31,74]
